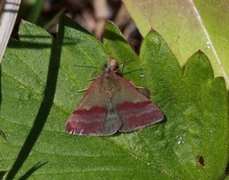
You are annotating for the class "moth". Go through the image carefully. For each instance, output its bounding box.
[65,59,163,136]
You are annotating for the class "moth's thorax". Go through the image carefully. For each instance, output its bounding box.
[100,71,121,98]
[102,71,114,78]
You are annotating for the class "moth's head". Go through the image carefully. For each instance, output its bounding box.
[104,59,120,73]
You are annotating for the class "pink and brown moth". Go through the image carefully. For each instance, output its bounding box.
[65,59,163,136]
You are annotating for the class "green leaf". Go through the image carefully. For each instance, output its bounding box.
[139,30,228,178]
[103,21,143,85]
[123,0,229,88]
[0,18,228,179]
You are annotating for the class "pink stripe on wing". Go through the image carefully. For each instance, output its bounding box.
[118,101,163,132]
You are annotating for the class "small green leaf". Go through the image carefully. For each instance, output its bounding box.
[0,17,228,179]
[103,21,143,84]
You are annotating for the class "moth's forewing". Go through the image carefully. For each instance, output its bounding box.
[111,74,163,132]
[65,72,122,136]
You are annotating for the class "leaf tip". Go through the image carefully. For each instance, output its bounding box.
[184,50,214,80]
[149,28,157,33]
[21,19,29,25]
[193,50,208,60]
[105,19,113,25]
[196,49,204,54]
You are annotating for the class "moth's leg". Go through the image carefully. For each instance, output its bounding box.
[86,78,96,82]
[123,80,151,99]
[76,88,88,93]
[135,87,151,99]
[76,79,96,92]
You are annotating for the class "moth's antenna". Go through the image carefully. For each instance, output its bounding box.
[107,56,140,75]
[122,68,144,75]
[119,59,138,73]
[74,64,102,69]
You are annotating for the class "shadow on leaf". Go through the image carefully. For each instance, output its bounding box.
[18,161,49,180]
[8,35,76,49]
[0,65,1,107]
[5,24,64,179]
[0,171,7,179]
